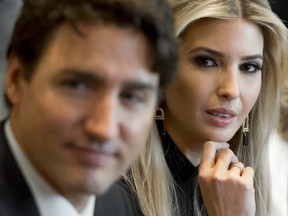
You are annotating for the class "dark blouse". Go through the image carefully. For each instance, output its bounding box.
[159,127,202,216]
[119,122,205,216]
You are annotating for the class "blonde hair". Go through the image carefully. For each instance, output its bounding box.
[124,0,288,216]
[278,76,288,141]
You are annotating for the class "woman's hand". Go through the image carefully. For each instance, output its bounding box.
[198,141,255,216]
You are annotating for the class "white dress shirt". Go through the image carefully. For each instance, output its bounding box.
[4,121,96,216]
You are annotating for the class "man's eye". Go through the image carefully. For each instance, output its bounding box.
[62,79,90,90]
[59,79,91,97]
[64,80,84,89]
[193,56,217,67]
[120,90,147,105]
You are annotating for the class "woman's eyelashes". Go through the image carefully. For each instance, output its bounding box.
[239,62,263,74]
[191,54,263,74]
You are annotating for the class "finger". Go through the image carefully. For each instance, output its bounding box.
[241,166,254,180]
[200,141,229,169]
[214,148,238,170]
[214,148,225,162]
[229,162,244,175]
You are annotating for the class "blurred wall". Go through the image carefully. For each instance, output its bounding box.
[0,0,22,119]
[270,0,288,27]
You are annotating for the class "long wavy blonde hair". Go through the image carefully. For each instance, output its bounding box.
[124,0,288,216]
[278,76,288,141]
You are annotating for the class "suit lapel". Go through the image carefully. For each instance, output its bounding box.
[0,120,40,216]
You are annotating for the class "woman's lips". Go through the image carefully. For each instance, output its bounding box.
[206,108,237,127]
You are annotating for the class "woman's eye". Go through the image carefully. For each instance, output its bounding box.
[239,63,262,74]
[193,56,217,67]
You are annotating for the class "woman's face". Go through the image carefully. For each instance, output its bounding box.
[165,18,263,146]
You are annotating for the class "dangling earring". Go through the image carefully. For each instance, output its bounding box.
[155,107,165,135]
[242,115,250,147]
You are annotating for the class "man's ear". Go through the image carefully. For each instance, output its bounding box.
[5,54,26,107]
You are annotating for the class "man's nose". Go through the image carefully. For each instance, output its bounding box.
[85,96,119,142]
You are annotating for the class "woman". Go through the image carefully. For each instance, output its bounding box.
[123,0,288,216]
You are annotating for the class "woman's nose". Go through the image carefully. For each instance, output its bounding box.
[217,68,240,100]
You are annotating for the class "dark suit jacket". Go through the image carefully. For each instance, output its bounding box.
[0,120,138,216]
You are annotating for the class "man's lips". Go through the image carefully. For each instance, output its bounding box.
[69,144,118,166]
[67,141,118,154]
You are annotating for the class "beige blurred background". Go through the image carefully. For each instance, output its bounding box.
[0,0,22,119]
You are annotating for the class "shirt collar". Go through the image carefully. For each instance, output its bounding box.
[4,120,96,216]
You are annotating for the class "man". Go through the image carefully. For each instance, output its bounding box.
[0,0,178,215]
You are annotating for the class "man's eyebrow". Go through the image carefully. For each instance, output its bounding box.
[123,81,157,91]
[188,47,225,58]
[59,68,104,82]
[59,68,158,90]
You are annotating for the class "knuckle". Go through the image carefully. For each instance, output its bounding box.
[198,171,209,182]
[223,148,234,155]
[210,171,226,183]
[244,166,255,176]
[241,180,254,191]
[204,141,214,148]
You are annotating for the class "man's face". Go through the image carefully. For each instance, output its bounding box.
[7,23,159,200]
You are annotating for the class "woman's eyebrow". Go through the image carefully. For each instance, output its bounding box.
[241,54,263,61]
[188,46,263,61]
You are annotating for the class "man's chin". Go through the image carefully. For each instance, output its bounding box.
[85,174,120,195]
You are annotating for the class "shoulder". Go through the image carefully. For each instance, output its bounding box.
[95,180,143,216]
[0,120,40,216]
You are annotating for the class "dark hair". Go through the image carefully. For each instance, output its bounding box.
[5,0,178,108]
